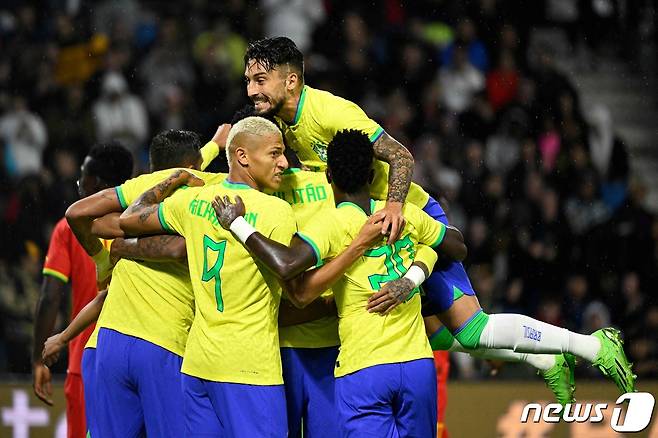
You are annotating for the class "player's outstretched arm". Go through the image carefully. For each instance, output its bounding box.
[281,216,385,307]
[110,235,187,263]
[366,260,432,314]
[119,170,204,236]
[373,132,414,244]
[42,290,107,367]
[66,188,123,256]
[278,296,337,327]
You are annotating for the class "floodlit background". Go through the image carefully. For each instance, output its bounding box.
[0,0,657,436]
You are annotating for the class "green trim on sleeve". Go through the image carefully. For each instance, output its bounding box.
[296,232,324,268]
[369,126,385,143]
[42,268,69,283]
[430,224,447,248]
[115,186,128,209]
[158,204,174,233]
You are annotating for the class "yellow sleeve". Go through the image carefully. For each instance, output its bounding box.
[414,244,438,273]
[296,211,339,267]
[200,141,220,171]
[409,204,446,248]
[266,203,297,245]
[115,176,143,209]
[159,187,200,235]
[325,95,384,143]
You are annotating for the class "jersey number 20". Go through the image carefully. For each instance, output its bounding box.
[202,235,227,312]
[365,234,415,291]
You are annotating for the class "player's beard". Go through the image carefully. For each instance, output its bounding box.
[254,95,284,118]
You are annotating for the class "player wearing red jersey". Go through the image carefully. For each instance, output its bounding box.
[32,142,133,438]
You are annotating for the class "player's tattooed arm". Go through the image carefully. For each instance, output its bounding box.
[66,188,124,257]
[110,235,187,264]
[366,260,431,314]
[120,170,204,236]
[372,132,413,244]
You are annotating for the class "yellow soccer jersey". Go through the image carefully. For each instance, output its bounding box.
[97,169,225,356]
[160,179,297,385]
[83,237,112,350]
[200,141,220,170]
[297,199,445,377]
[266,168,339,349]
[274,85,429,208]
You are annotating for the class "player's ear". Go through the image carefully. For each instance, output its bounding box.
[286,71,298,92]
[325,168,332,184]
[235,147,249,167]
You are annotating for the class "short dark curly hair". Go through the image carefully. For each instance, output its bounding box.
[327,129,373,194]
[149,130,202,172]
[86,141,133,186]
[244,37,304,79]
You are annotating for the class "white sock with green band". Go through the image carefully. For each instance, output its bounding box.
[447,340,556,371]
[478,314,601,362]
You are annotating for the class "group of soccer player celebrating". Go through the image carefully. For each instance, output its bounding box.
[33,37,636,438]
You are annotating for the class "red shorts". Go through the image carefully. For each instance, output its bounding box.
[64,372,87,438]
[434,350,450,438]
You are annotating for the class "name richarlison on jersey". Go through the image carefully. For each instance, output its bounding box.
[188,198,258,227]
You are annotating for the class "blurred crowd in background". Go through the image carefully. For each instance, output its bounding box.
[0,0,657,380]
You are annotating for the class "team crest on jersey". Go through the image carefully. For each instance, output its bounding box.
[311,141,328,162]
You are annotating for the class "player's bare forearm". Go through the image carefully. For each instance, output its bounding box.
[91,212,124,239]
[278,297,337,327]
[212,195,316,280]
[111,235,187,263]
[120,170,203,235]
[282,239,372,308]
[66,188,122,256]
[373,133,414,204]
[60,290,106,345]
[42,290,107,367]
[32,277,66,363]
[243,234,317,281]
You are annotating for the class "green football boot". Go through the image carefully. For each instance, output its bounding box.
[591,328,636,393]
[540,353,577,406]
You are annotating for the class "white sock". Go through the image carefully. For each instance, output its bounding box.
[478,314,601,363]
[448,340,556,371]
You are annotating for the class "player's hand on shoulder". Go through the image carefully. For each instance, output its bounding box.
[366,277,415,315]
[353,212,387,250]
[379,201,406,245]
[212,195,246,229]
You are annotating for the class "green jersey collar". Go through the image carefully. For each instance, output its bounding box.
[291,86,307,125]
[337,199,376,215]
[221,179,252,190]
